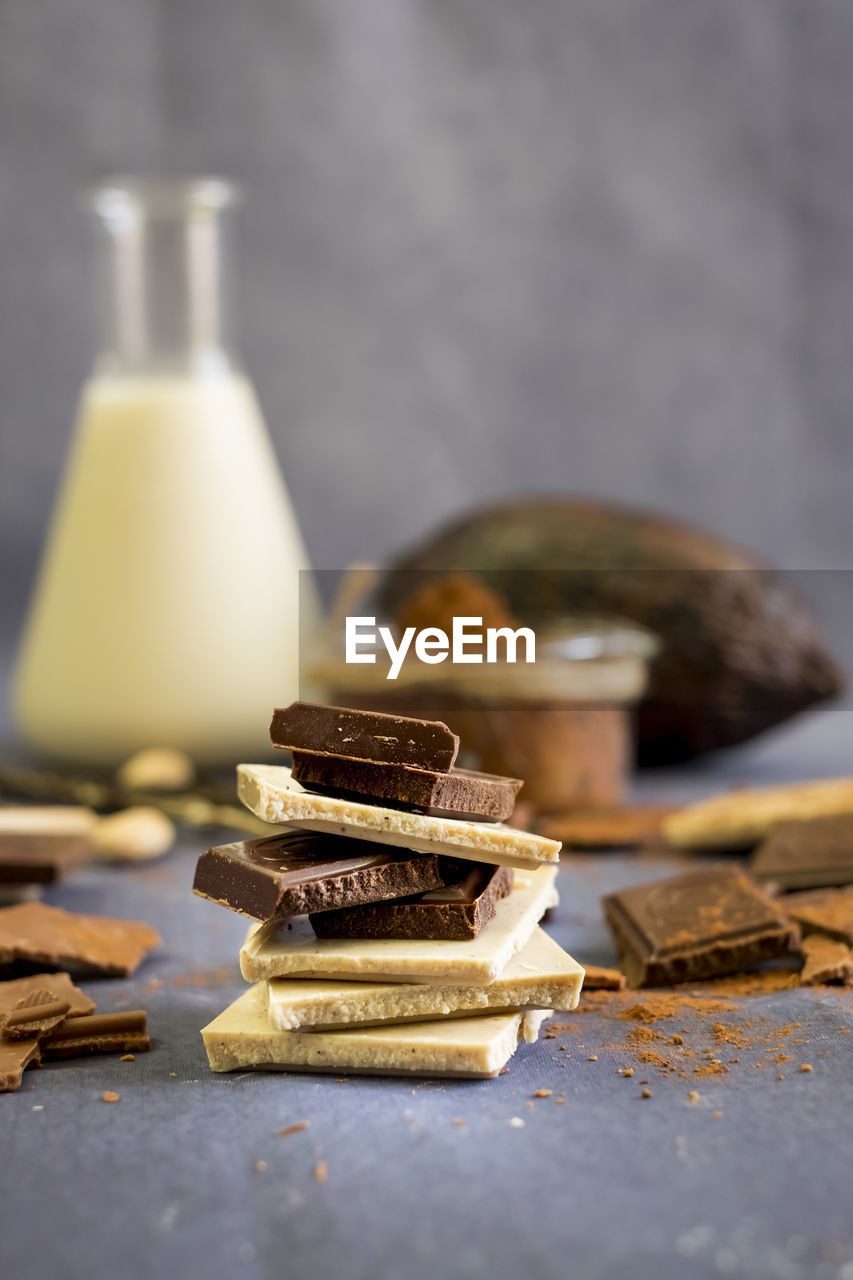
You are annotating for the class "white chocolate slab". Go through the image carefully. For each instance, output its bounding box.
[266,927,584,1030]
[237,764,560,870]
[241,865,558,985]
[202,983,549,1077]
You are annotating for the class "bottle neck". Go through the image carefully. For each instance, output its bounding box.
[89,178,241,378]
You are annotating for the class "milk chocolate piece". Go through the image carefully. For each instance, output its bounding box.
[0,902,160,976]
[291,752,521,822]
[40,1010,150,1058]
[0,972,95,1092]
[270,702,459,770]
[193,831,444,922]
[310,863,514,941]
[602,865,800,987]
[751,815,853,890]
[580,964,627,991]
[799,935,853,986]
[1,988,71,1038]
[783,886,853,945]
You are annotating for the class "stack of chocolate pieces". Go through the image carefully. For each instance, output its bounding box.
[0,806,97,901]
[197,704,584,1078]
[0,902,159,1091]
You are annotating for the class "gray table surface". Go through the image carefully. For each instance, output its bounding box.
[1,708,852,1280]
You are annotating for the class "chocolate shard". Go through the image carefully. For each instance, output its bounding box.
[799,935,853,986]
[193,831,445,923]
[751,815,853,891]
[602,865,800,988]
[0,903,160,977]
[269,702,459,770]
[782,886,853,946]
[310,862,514,941]
[291,752,521,822]
[1,988,72,1038]
[40,1010,150,1058]
[0,973,95,1092]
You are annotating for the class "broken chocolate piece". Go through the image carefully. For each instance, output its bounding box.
[0,972,95,1092]
[580,964,627,991]
[193,832,444,923]
[602,865,800,987]
[799,935,853,986]
[783,886,853,945]
[310,863,513,941]
[751,815,853,890]
[39,1010,150,1058]
[1,988,72,1038]
[269,702,459,770]
[0,902,160,976]
[291,752,521,822]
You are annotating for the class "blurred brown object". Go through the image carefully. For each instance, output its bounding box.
[379,497,844,763]
[396,572,519,636]
[581,964,627,991]
[540,805,676,847]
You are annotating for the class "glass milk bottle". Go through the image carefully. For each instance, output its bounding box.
[13,178,313,766]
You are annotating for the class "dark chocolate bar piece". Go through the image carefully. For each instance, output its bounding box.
[270,702,459,770]
[751,815,853,890]
[291,752,521,822]
[602,865,800,987]
[782,886,853,945]
[310,862,513,941]
[0,903,160,977]
[193,831,445,922]
[40,1011,150,1059]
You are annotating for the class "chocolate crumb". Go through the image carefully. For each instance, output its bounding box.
[588,1055,598,1062]
[255,1161,267,1173]
[120,1054,135,1062]
[777,1074,784,1080]
[618,1067,635,1077]
[534,1089,553,1098]
[556,1098,565,1106]
[641,1088,653,1099]
[712,1111,724,1119]
[314,1161,328,1183]
[101,1091,119,1103]
[688,1091,700,1103]
[278,1122,309,1137]
[452,1119,466,1127]
[801,1063,813,1073]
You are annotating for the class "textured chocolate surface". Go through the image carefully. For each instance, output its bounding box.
[270,702,459,770]
[310,863,514,941]
[0,902,160,977]
[1,987,72,1037]
[602,865,800,987]
[291,752,521,821]
[193,831,444,922]
[751,815,853,890]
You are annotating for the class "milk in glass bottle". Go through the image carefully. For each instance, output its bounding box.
[13,178,313,766]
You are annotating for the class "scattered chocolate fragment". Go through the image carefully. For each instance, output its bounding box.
[1,989,71,1038]
[0,902,160,977]
[291,752,521,822]
[102,1091,120,1103]
[799,936,853,987]
[602,865,800,987]
[40,1011,150,1059]
[270,702,459,770]
[751,815,853,890]
[0,973,94,1092]
[783,886,853,945]
[193,832,445,923]
[581,964,626,991]
[309,863,513,942]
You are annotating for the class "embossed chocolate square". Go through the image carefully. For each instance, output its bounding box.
[602,865,800,987]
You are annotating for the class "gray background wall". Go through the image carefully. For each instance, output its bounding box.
[2,0,852,659]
